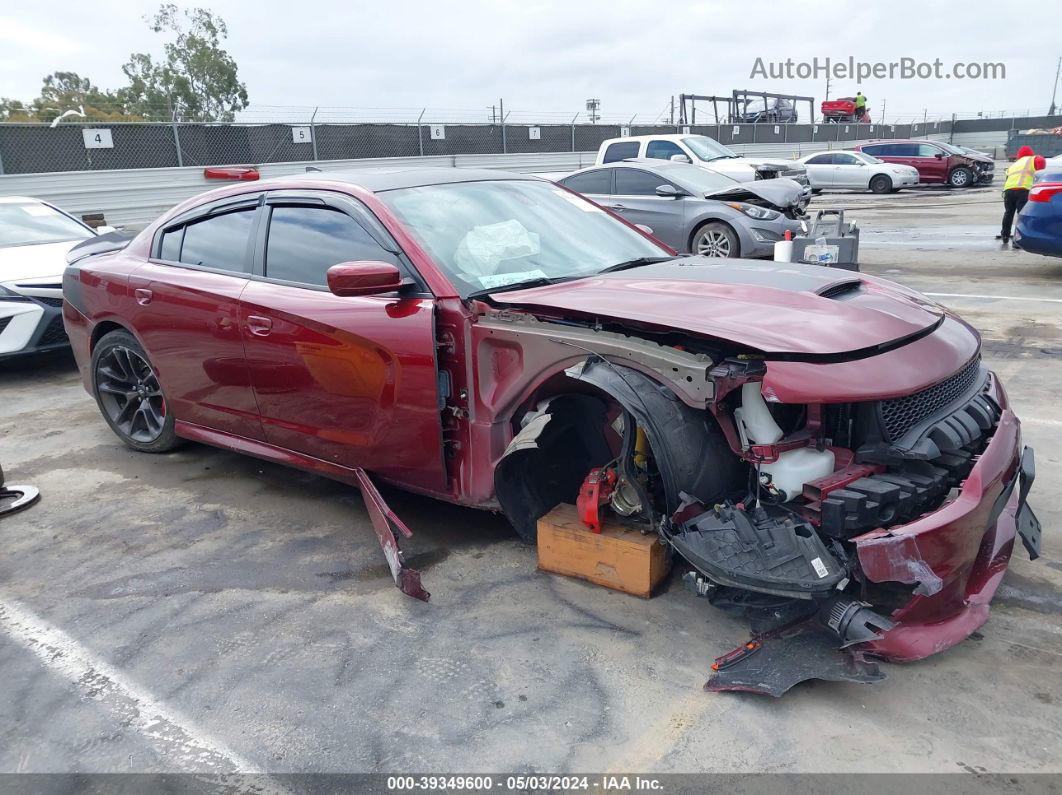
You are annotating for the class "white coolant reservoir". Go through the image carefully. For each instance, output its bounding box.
[738,382,836,501]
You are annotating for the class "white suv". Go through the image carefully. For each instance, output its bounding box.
[595,134,809,191]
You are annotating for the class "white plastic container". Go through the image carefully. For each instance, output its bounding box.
[738,382,835,501]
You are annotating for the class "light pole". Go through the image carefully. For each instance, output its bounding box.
[1050,56,1061,116]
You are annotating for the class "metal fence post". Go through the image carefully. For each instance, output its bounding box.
[500,98,507,154]
[310,107,319,161]
[417,108,425,157]
[172,121,183,168]
[570,112,578,152]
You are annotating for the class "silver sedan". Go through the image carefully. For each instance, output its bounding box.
[557,160,806,258]
[797,150,920,193]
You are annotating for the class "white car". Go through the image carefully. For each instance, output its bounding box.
[1,196,108,360]
[797,150,920,193]
[595,134,810,191]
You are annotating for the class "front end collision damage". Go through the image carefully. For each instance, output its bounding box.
[485,311,1040,696]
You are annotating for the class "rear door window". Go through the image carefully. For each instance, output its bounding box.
[645,140,686,160]
[602,141,640,163]
[806,153,836,165]
[560,169,612,195]
[178,209,256,272]
[614,169,671,196]
[264,205,398,287]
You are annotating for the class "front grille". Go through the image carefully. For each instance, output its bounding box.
[878,356,982,441]
[34,296,64,308]
[0,316,11,335]
[37,315,69,346]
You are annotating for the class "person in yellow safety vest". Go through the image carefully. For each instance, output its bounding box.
[998,145,1045,243]
[854,92,867,117]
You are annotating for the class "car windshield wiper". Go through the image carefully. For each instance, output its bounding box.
[465,275,582,301]
[597,256,674,274]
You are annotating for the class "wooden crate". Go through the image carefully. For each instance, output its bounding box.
[536,502,669,598]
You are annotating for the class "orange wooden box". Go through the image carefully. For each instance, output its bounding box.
[536,503,669,598]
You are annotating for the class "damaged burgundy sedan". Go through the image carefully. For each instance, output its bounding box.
[63,168,1041,695]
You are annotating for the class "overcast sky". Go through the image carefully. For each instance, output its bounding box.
[2,0,1061,124]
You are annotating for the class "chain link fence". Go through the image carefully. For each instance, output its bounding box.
[0,114,1017,176]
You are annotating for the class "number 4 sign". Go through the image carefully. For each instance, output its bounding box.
[82,129,114,149]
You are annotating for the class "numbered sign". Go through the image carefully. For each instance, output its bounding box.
[291,126,312,143]
[844,125,850,133]
[813,125,819,133]
[732,125,739,135]
[528,127,541,140]
[681,126,690,134]
[620,126,631,137]
[773,125,780,134]
[869,125,874,132]
[430,124,446,140]
[82,129,114,149]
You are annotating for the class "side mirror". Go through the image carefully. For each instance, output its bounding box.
[655,184,685,198]
[669,154,692,164]
[327,261,403,297]
[934,153,944,159]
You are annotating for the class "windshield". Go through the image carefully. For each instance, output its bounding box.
[851,151,884,165]
[379,180,667,297]
[0,202,94,248]
[682,136,739,162]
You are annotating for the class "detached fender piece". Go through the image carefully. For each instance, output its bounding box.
[353,468,430,602]
[0,463,40,517]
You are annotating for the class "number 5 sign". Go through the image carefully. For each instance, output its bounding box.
[82,129,114,149]
[291,126,312,143]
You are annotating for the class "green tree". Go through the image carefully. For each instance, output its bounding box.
[120,4,249,122]
[1,72,130,122]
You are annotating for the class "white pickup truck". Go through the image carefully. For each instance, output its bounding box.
[595,133,809,191]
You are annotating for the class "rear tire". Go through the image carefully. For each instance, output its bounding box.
[91,330,181,453]
[948,167,973,188]
[869,174,892,194]
[691,222,740,258]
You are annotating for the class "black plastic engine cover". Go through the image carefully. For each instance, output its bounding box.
[672,504,847,599]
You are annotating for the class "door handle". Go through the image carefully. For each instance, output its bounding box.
[134,288,152,305]
[246,315,273,336]
[611,204,627,211]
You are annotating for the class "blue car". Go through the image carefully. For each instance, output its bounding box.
[1015,166,1062,257]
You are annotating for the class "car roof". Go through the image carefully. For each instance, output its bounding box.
[0,196,45,205]
[601,134,691,145]
[270,167,543,192]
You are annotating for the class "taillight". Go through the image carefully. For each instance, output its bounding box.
[1029,182,1062,203]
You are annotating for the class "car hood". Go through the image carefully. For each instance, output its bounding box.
[702,158,803,179]
[491,259,947,356]
[704,179,803,208]
[0,239,85,284]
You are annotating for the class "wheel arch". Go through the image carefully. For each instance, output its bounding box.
[688,217,741,257]
[493,359,744,542]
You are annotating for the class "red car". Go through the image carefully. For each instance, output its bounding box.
[850,140,985,187]
[63,168,1040,694]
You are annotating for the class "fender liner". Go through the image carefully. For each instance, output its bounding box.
[565,358,744,515]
